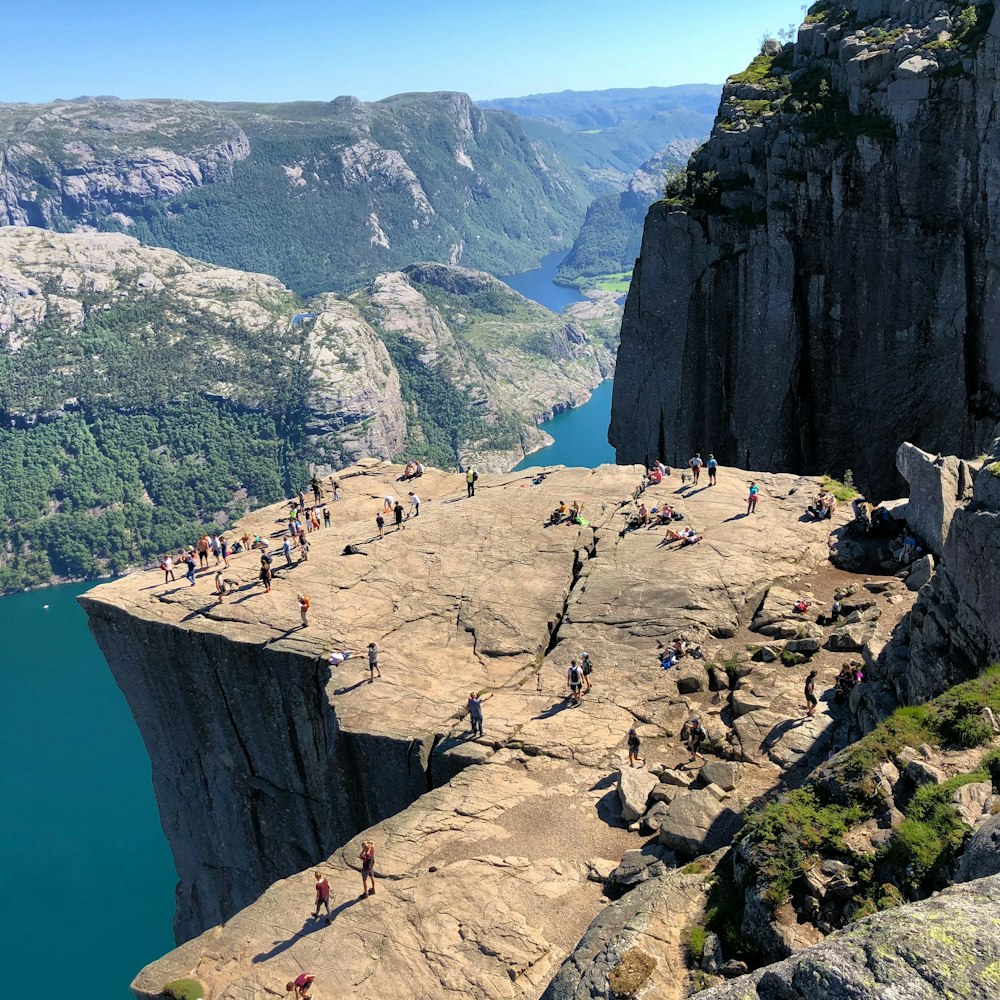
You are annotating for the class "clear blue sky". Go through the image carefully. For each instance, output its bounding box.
[4,0,808,104]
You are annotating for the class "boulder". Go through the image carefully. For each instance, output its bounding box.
[784,637,820,655]
[675,659,708,694]
[951,781,993,827]
[758,645,778,663]
[896,53,938,79]
[650,783,680,804]
[658,789,741,857]
[700,760,742,792]
[905,553,935,591]
[959,816,1000,882]
[826,623,870,651]
[640,800,670,833]
[895,442,973,557]
[905,758,946,787]
[607,845,674,890]
[617,767,658,824]
[698,876,1000,999]
[658,768,694,788]
[751,587,805,632]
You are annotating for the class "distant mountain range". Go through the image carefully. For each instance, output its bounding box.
[0,87,717,296]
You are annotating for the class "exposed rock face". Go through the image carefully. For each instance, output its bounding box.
[694,874,1000,1000]
[610,1,1000,497]
[959,814,1000,881]
[83,459,861,989]
[0,100,249,226]
[868,440,1000,707]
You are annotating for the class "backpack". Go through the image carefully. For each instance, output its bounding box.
[569,666,581,685]
[582,658,592,675]
[301,596,311,610]
[473,471,479,481]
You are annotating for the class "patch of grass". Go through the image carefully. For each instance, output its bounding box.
[685,923,707,963]
[821,475,860,501]
[584,272,632,295]
[163,981,204,1000]
[608,948,656,997]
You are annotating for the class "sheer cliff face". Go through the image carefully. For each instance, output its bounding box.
[611,0,1000,497]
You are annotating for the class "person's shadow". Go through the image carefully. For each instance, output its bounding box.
[251,897,363,963]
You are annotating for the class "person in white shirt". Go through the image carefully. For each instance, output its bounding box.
[408,492,421,517]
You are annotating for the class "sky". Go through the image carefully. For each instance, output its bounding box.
[4,0,809,105]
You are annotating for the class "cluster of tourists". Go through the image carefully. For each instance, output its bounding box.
[546,499,589,527]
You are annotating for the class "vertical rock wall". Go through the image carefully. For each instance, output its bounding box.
[611,1,1000,497]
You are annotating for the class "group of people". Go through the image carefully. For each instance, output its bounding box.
[374,491,421,538]
[546,499,588,527]
[323,643,383,682]
[805,490,838,520]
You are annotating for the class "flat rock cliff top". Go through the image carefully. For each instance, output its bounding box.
[83,460,919,998]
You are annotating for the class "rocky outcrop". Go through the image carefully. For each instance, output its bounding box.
[610,1,1000,497]
[693,874,1000,1000]
[84,459,871,993]
[0,99,249,226]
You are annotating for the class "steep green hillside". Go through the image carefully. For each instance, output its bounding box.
[0,229,619,590]
[557,141,702,286]
[0,93,592,296]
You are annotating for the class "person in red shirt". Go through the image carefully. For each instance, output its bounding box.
[286,972,315,999]
[311,871,331,923]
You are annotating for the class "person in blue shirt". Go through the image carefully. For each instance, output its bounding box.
[707,454,719,486]
[747,482,760,515]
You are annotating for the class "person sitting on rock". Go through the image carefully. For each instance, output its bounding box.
[660,650,677,671]
[547,501,569,526]
[821,492,837,519]
[834,662,857,703]
[793,599,812,615]
[647,466,663,486]
[637,503,650,527]
[401,460,417,480]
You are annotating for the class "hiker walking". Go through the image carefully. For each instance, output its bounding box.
[567,660,584,704]
[707,454,718,486]
[805,670,818,717]
[627,727,643,767]
[682,717,707,761]
[160,554,175,583]
[311,871,331,923]
[367,642,382,682]
[580,651,593,693]
[184,551,197,587]
[466,466,477,498]
[393,499,405,530]
[467,690,493,736]
[282,536,293,567]
[360,840,376,898]
[375,510,385,539]
[259,554,273,593]
[689,453,703,485]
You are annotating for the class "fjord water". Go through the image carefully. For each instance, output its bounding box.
[0,582,175,994]
[502,250,588,313]
[502,251,616,471]
[513,380,616,471]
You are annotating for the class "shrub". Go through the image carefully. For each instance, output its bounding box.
[163,981,204,1000]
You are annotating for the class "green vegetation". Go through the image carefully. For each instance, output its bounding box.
[740,668,1000,923]
[729,52,792,92]
[820,475,861,501]
[741,788,863,904]
[163,980,204,1000]
[0,288,309,590]
[685,923,707,962]
[589,272,632,294]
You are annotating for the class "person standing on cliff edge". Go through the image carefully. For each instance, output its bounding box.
[360,840,376,898]
[311,871,331,923]
[466,466,477,498]
[467,690,493,736]
[707,454,718,486]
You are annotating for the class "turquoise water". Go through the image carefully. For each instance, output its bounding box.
[502,250,587,313]
[0,582,176,994]
[513,379,616,471]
